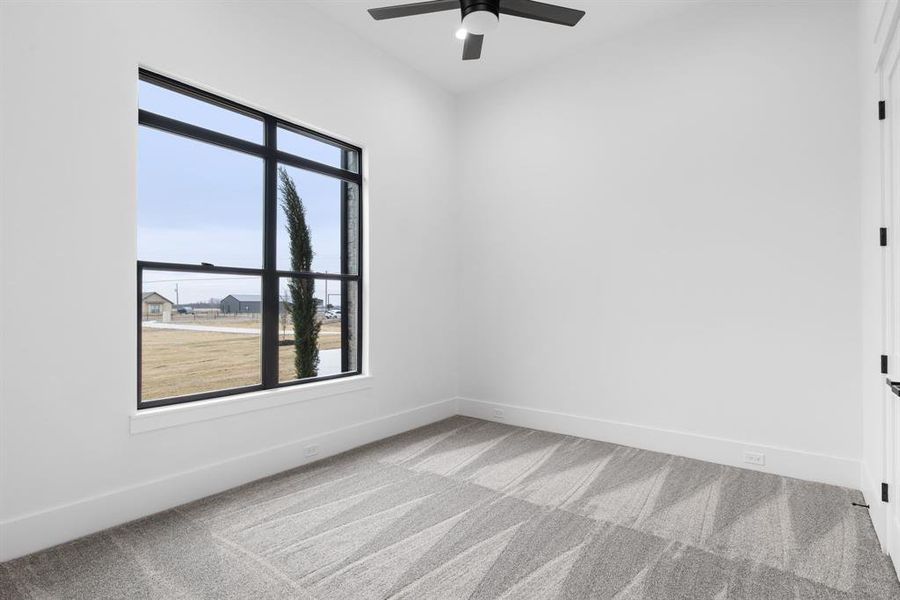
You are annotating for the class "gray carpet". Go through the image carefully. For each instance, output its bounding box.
[2,416,899,599]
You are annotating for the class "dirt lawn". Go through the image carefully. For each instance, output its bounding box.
[141,321,344,401]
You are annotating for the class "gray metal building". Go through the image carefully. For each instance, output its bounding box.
[220,294,262,314]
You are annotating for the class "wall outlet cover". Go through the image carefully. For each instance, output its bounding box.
[743,451,765,466]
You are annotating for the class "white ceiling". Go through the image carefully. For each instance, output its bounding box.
[309,0,708,93]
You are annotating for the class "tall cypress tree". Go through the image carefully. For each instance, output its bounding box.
[279,167,320,378]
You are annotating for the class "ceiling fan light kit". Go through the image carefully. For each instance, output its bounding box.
[368,0,585,61]
[461,0,500,35]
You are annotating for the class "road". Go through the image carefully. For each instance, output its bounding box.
[142,321,340,335]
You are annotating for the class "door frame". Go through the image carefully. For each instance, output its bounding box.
[876,0,900,568]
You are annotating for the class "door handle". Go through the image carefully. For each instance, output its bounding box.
[887,378,900,398]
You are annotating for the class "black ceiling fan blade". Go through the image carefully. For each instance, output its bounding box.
[462,33,484,60]
[368,0,460,20]
[498,0,585,26]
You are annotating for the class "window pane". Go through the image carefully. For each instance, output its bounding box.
[277,164,359,274]
[141,270,261,402]
[278,277,358,382]
[138,126,263,267]
[139,79,263,143]
[278,126,359,173]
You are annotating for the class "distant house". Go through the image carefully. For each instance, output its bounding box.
[220,294,262,314]
[142,292,173,322]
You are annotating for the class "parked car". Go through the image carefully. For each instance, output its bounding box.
[324,310,341,319]
[176,306,194,314]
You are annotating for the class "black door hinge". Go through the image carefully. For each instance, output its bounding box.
[881,227,888,247]
[883,482,889,503]
[879,100,887,120]
[882,354,889,375]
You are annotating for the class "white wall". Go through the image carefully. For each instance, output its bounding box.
[457,0,863,483]
[0,1,459,560]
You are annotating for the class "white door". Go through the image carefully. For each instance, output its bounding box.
[882,5,900,562]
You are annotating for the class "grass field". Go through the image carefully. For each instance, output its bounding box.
[141,320,344,401]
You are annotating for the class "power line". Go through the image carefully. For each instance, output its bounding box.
[144,276,258,284]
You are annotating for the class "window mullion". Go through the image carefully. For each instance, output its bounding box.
[261,116,279,388]
[274,150,361,185]
[139,110,266,159]
[136,260,263,276]
[340,150,350,373]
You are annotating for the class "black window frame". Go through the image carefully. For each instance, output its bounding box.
[137,69,363,409]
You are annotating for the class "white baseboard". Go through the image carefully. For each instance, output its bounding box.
[457,397,860,489]
[0,397,456,562]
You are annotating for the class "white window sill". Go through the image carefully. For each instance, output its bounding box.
[130,375,374,434]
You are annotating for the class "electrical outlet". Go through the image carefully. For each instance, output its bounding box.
[493,408,505,420]
[304,444,320,458]
[743,451,765,466]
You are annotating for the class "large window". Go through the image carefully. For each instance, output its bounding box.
[137,70,362,409]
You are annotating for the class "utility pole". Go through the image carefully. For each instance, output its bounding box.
[175,283,179,305]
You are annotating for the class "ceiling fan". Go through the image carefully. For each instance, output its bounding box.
[367,0,585,61]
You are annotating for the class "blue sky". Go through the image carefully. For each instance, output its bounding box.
[138,80,353,305]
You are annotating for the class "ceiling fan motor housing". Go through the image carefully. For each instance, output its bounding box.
[460,0,500,19]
